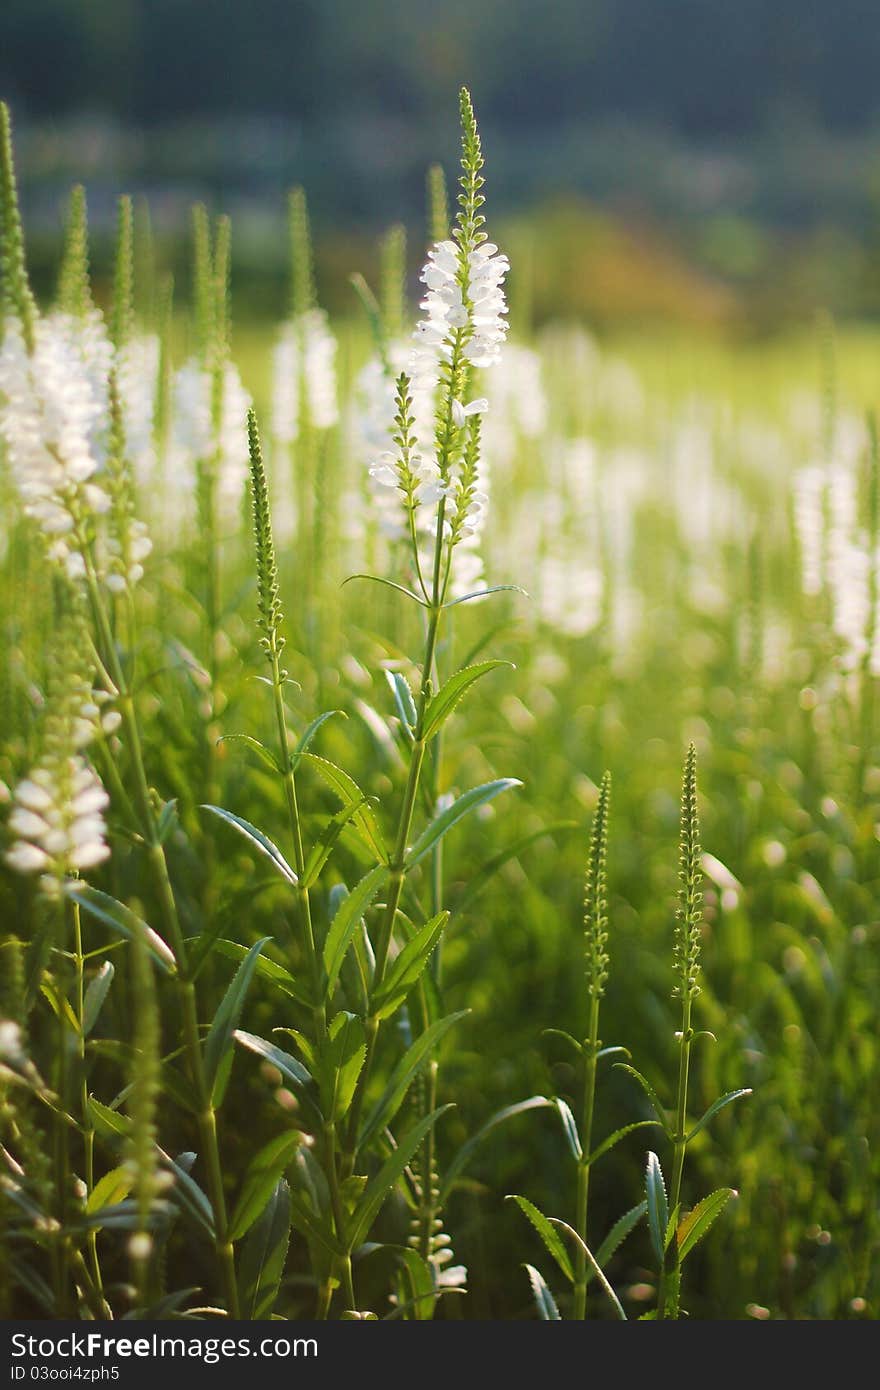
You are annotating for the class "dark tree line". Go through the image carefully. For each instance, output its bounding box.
[3,0,880,136]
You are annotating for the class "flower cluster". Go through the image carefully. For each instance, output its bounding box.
[0,312,112,579]
[272,309,338,443]
[409,239,509,392]
[173,358,252,526]
[4,648,113,896]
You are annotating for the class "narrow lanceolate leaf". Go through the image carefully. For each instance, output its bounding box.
[552,1097,583,1162]
[288,1189,345,1258]
[217,734,281,775]
[82,961,115,1036]
[86,1165,133,1214]
[156,1149,215,1237]
[233,1030,321,1127]
[508,1195,574,1283]
[370,913,448,1020]
[215,940,311,1008]
[645,1152,669,1264]
[586,1120,661,1167]
[524,1264,560,1320]
[386,669,417,734]
[549,1220,627,1320]
[406,779,522,869]
[238,1178,292,1319]
[358,1011,468,1154]
[302,797,368,888]
[87,1097,130,1141]
[686,1089,752,1143]
[65,885,176,974]
[229,1132,301,1242]
[421,661,512,741]
[204,937,272,1105]
[318,1012,367,1121]
[348,1106,452,1250]
[439,1097,555,1205]
[677,1188,737,1263]
[323,865,386,991]
[299,754,388,863]
[453,822,578,917]
[590,1201,648,1284]
[293,709,346,760]
[201,806,297,886]
[615,1064,669,1130]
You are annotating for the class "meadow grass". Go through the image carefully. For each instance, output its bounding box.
[0,92,878,1322]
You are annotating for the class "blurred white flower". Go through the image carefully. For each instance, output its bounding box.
[272,309,338,443]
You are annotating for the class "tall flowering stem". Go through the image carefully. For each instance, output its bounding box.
[659,743,703,1320]
[573,772,611,1319]
[340,97,509,1303]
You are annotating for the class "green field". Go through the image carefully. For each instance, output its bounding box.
[1,94,878,1323]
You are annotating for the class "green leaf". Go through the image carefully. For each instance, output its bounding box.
[358,1011,468,1153]
[553,1097,583,1161]
[318,1012,367,1121]
[371,913,448,1020]
[323,865,386,992]
[586,1120,661,1166]
[454,822,578,918]
[524,1264,560,1320]
[157,1149,215,1237]
[591,1201,647,1282]
[300,754,388,863]
[342,573,427,607]
[82,961,114,1036]
[406,779,522,870]
[65,885,176,974]
[348,1106,452,1250]
[542,1028,585,1058]
[237,1177,292,1319]
[204,937,271,1105]
[508,1195,574,1283]
[549,1219,627,1319]
[421,661,512,741]
[233,1029,322,1128]
[439,1097,555,1205]
[686,1089,752,1143]
[86,1165,133,1214]
[302,797,369,889]
[293,709,346,760]
[386,670,417,733]
[87,1096,130,1141]
[229,1132,301,1242]
[201,806,297,886]
[395,1247,436,1320]
[288,1189,345,1257]
[615,1063,669,1130]
[156,798,179,844]
[214,940,310,1007]
[443,584,528,609]
[677,1188,737,1263]
[217,733,281,774]
[645,1151,669,1265]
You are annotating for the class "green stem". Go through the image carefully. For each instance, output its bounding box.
[659,995,693,1321]
[72,900,104,1304]
[80,548,239,1318]
[573,993,601,1319]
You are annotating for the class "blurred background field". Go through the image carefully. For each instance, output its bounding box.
[7,0,880,331]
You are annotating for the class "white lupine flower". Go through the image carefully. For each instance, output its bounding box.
[0,312,112,579]
[172,359,251,526]
[5,757,110,894]
[272,309,338,443]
